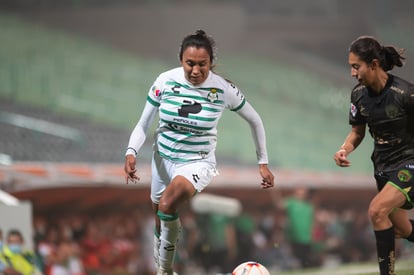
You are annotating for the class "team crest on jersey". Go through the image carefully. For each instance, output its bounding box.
[151,85,161,97]
[385,104,399,119]
[398,169,412,182]
[350,103,357,117]
[207,89,218,102]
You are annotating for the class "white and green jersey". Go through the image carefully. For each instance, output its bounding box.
[150,67,245,162]
[127,67,269,164]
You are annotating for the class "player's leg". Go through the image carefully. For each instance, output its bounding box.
[406,219,414,242]
[157,176,194,274]
[150,152,172,272]
[390,209,411,238]
[152,202,161,269]
[157,159,217,274]
[388,163,414,242]
[369,179,407,275]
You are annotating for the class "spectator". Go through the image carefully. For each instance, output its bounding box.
[49,240,85,275]
[272,187,318,268]
[0,228,6,273]
[80,222,108,275]
[0,229,3,250]
[0,228,43,275]
[194,213,237,273]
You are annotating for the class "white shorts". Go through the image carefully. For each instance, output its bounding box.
[150,152,218,204]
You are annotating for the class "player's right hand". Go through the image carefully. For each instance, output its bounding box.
[334,149,351,167]
[124,154,140,184]
[259,164,274,189]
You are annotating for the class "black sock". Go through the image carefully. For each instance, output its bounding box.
[405,219,414,242]
[374,227,395,275]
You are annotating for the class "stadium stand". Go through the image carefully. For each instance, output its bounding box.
[0,98,134,163]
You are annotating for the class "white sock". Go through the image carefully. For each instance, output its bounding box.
[154,231,160,269]
[158,213,181,271]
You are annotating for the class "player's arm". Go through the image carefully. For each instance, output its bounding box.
[236,102,274,188]
[124,101,158,183]
[334,124,366,167]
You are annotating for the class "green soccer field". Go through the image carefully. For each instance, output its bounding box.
[275,258,414,275]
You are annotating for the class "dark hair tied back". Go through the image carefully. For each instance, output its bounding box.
[349,36,405,72]
[195,29,207,37]
[382,46,405,71]
[179,29,216,63]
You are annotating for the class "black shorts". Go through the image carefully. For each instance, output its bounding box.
[374,160,414,210]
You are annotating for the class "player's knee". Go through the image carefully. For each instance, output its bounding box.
[158,198,173,214]
[368,202,387,224]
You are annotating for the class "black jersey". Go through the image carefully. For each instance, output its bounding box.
[349,74,414,172]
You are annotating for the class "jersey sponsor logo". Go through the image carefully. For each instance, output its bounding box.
[173,117,198,126]
[167,123,203,135]
[350,103,357,117]
[151,85,161,97]
[398,169,412,182]
[178,100,202,117]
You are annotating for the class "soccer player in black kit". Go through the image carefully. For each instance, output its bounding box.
[334,36,414,275]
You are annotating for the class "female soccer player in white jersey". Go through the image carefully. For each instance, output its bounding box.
[124,30,274,275]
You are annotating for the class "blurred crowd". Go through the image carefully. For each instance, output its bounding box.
[6,193,413,275]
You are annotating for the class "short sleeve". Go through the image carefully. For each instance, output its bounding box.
[349,87,366,125]
[146,76,163,107]
[225,80,246,111]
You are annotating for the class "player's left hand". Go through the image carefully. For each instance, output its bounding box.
[259,164,274,189]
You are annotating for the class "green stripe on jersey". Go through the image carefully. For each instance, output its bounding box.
[160,109,217,122]
[166,81,224,94]
[163,99,221,112]
[147,96,160,107]
[158,141,208,154]
[160,132,210,145]
[160,118,213,131]
[163,91,225,105]
[158,151,193,162]
[202,106,221,112]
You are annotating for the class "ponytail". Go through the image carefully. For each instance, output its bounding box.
[349,36,406,72]
[381,46,405,71]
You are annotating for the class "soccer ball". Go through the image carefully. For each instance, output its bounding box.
[232,261,270,275]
